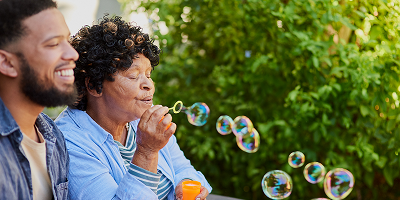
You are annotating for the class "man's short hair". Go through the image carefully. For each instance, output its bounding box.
[0,0,57,49]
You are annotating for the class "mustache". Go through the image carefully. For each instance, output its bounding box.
[55,61,75,69]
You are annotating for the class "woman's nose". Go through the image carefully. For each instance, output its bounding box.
[140,76,154,91]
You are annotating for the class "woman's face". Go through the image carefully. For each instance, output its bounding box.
[101,53,155,121]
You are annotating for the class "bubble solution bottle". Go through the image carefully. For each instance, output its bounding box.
[182,180,201,200]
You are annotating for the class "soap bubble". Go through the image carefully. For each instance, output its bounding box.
[261,170,292,199]
[303,162,326,184]
[232,116,253,137]
[288,151,305,168]
[236,128,260,153]
[184,102,210,126]
[324,168,355,199]
[216,115,234,135]
[311,199,330,200]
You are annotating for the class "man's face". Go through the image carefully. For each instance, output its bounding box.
[16,8,79,107]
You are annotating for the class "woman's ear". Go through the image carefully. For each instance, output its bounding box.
[85,77,102,97]
[0,50,18,78]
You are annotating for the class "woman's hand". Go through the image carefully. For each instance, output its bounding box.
[175,179,209,200]
[132,105,176,173]
[136,105,176,153]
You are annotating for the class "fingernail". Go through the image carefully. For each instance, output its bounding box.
[196,198,200,200]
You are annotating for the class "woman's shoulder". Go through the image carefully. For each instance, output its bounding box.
[55,107,105,151]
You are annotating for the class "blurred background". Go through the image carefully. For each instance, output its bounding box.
[45,0,400,199]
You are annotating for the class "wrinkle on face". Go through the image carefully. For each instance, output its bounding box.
[100,53,155,121]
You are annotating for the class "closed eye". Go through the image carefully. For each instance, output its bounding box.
[47,43,59,47]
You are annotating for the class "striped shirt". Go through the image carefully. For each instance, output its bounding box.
[114,124,173,200]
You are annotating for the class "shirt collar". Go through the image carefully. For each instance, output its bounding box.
[0,97,20,137]
[63,106,112,144]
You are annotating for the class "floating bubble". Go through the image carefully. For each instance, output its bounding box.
[216,115,234,135]
[261,170,293,199]
[311,199,330,200]
[324,168,355,200]
[303,162,326,184]
[288,151,305,168]
[232,116,253,137]
[236,128,260,153]
[184,102,210,126]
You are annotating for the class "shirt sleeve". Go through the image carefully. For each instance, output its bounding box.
[127,163,161,194]
[66,148,158,200]
[167,135,213,193]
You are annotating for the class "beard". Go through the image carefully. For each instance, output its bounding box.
[18,54,77,107]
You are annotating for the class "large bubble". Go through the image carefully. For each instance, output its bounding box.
[324,168,355,199]
[232,116,253,137]
[216,115,234,135]
[288,151,305,168]
[303,162,326,184]
[236,128,260,153]
[185,102,210,126]
[261,170,293,199]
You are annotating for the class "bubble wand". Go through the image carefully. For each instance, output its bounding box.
[163,100,210,127]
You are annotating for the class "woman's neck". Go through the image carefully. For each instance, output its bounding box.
[86,103,128,146]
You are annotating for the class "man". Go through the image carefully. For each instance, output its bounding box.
[0,0,78,199]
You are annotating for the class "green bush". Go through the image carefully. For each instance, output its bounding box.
[120,0,400,199]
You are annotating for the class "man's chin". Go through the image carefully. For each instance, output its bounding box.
[57,84,76,94]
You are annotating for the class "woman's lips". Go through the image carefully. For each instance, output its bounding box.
[140,96,153,105]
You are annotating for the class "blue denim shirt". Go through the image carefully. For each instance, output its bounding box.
[0,98,70,200]
[55,107,212,200]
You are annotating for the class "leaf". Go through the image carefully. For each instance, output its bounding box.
[312,56,319,68]
[360,105,369,117]
[340,16,357,30]
[383,167,394,186]
[376,156,387,168]
[387,119,396,132]
[251,55,269,72]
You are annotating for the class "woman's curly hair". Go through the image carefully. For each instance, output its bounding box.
[70,15,161,111]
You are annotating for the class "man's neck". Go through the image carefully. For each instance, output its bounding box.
[0,89,44,143]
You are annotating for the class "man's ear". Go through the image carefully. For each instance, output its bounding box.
[85,77,102,97]
[0,50,18,78]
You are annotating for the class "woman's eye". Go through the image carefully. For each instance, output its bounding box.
[47,43,59,47]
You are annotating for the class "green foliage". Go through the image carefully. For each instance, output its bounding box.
[121,0,400,199]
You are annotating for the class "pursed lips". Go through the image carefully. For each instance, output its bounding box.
[140,96,153,104]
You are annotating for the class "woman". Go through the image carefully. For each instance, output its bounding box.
[55,15,211,200]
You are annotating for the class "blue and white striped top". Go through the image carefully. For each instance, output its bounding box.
[114,124,173,200]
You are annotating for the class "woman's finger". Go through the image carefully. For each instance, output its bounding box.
[149,106,169,125]
[195,186,209,200]
[140,105,162,124]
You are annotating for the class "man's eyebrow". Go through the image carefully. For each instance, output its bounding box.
[42,32,71,43]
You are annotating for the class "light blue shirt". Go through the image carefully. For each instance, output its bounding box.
[55,107,212,200]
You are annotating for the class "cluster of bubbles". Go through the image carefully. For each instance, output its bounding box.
[261,151,354,199]
[168,101,210,126]
[216,115,260,153]
[169,101,260,153]
[168,101,355,199]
